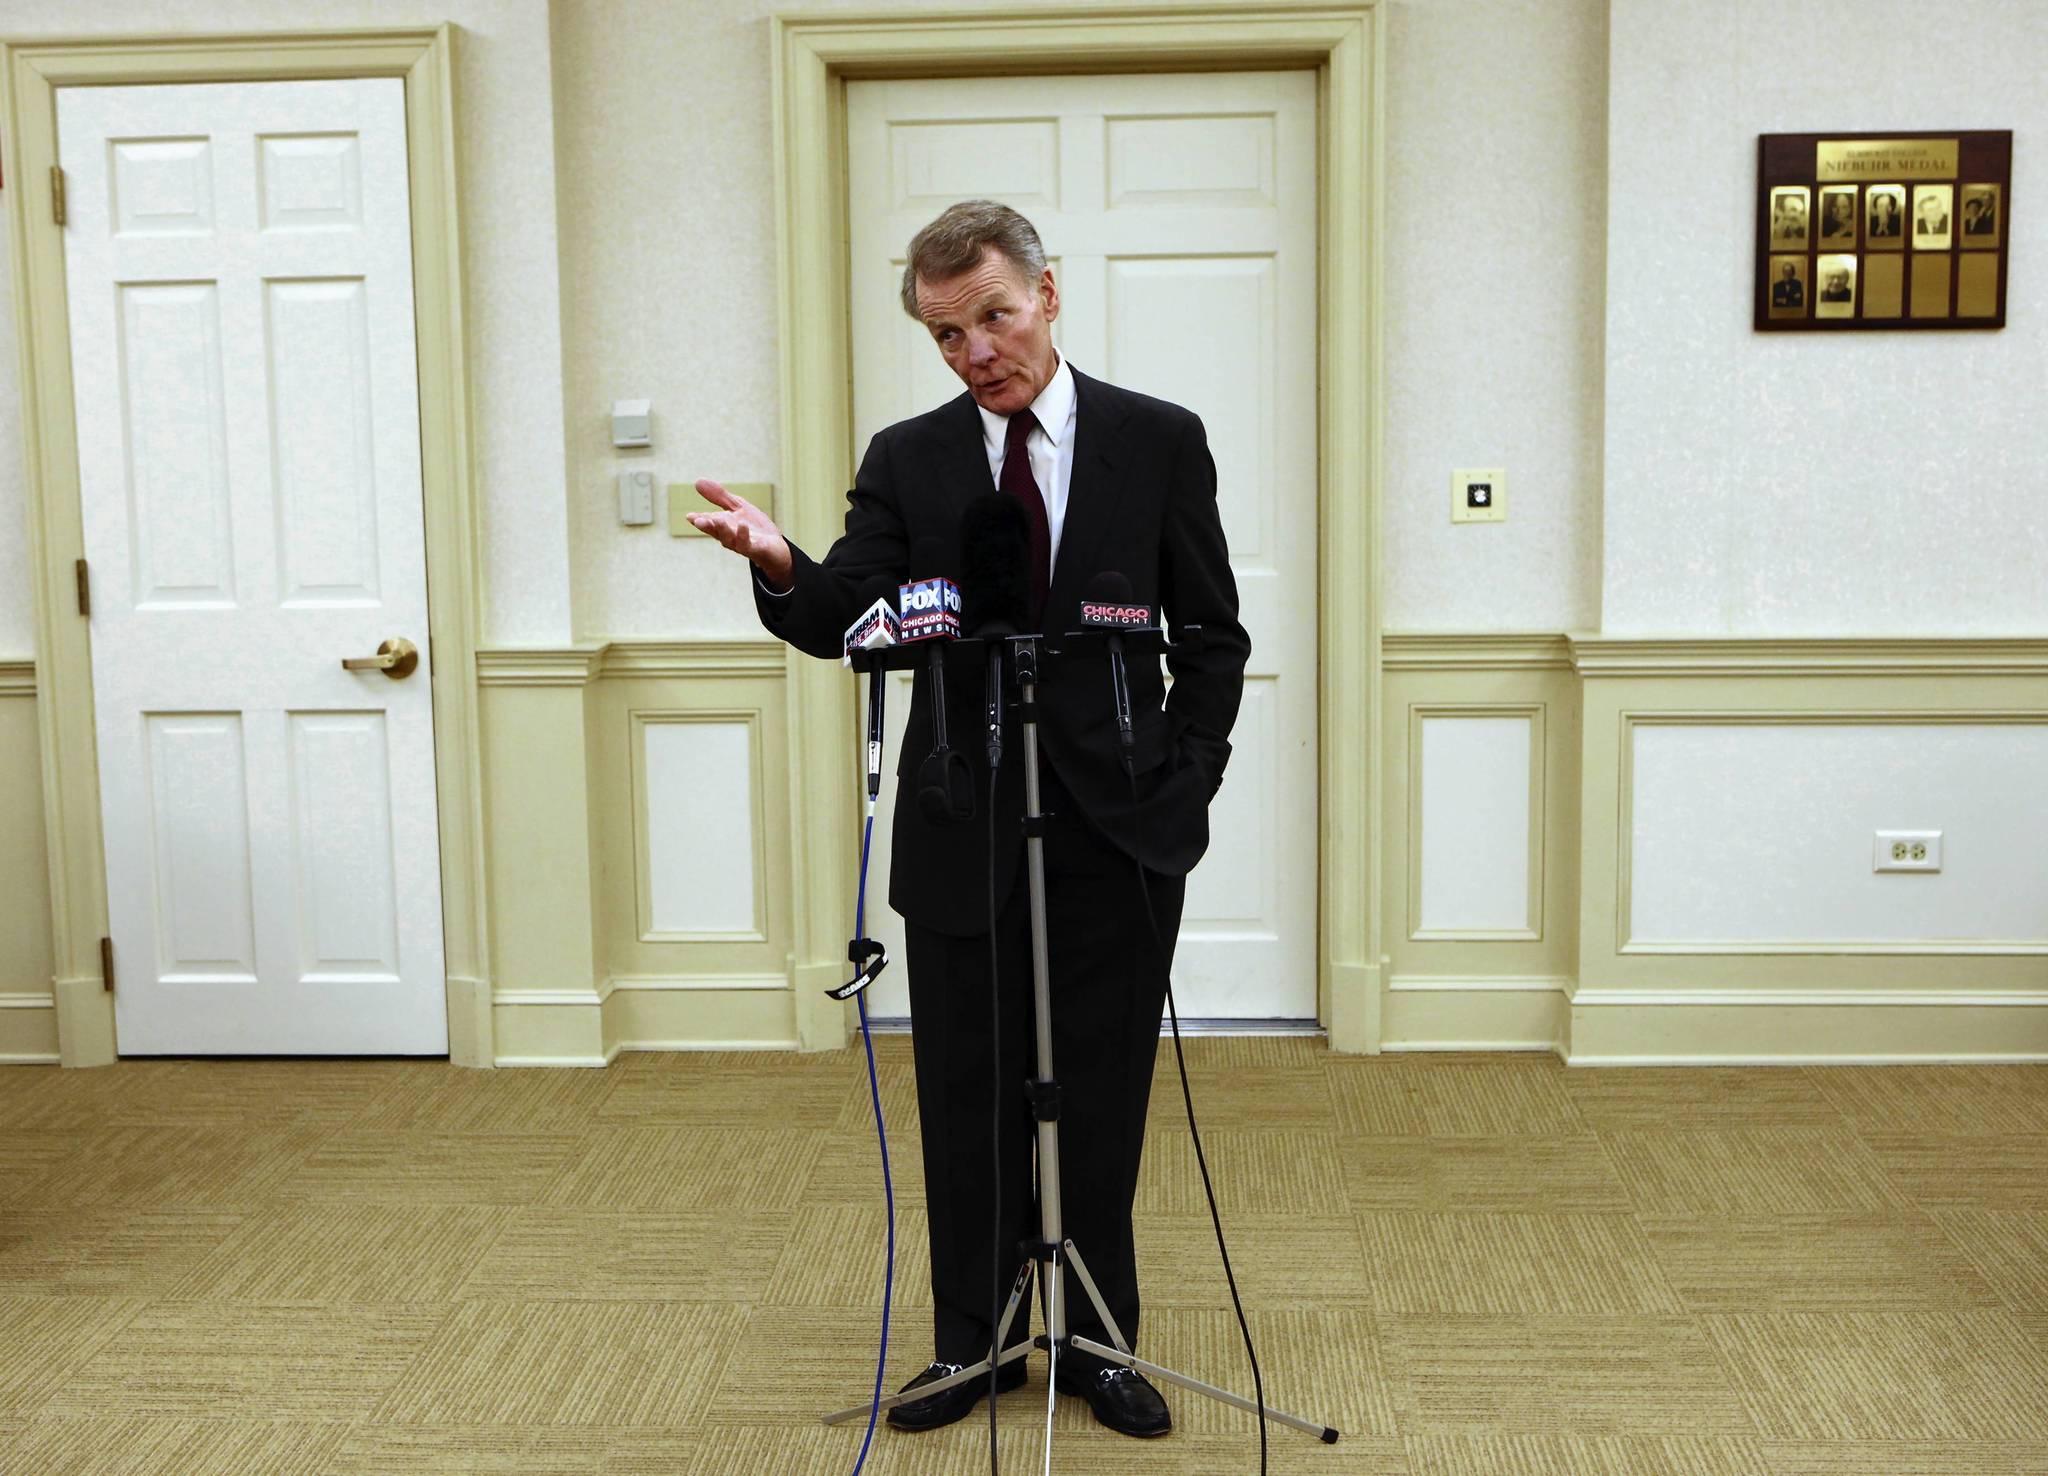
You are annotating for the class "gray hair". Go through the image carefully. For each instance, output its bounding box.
[899,200,1047,319]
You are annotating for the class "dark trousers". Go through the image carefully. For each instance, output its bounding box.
[904,764,1186,1370]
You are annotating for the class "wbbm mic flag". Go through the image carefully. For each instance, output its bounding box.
[899,576,962,642]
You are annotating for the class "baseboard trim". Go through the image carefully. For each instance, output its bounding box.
[607,974,788,993]
[487,977,800,1064]
[0,989,58,1063]
[1573,987,2048,1007]
[1390,974,1572,993]
[608,1038,803,1052]
[1381,974,2048,1063]
[1566,1051,2048,1066]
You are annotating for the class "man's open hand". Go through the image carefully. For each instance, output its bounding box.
[686,479,795,592]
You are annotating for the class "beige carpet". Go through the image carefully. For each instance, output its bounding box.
[1,1039,2045,1474]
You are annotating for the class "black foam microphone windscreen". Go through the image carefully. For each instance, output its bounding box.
[959,494,1032,637]
[1083,570,1134,604]
[905,537,974,822]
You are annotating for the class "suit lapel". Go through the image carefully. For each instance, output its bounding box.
[1046,367,1131,619]
[935,390,991,506]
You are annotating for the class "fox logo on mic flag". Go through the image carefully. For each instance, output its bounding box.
[898,576,962,641]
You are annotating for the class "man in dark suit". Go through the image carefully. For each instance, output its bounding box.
[687,200,1248,1440]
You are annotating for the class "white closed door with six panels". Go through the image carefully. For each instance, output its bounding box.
[847,71,1319,1021]
[59,79,446,1055]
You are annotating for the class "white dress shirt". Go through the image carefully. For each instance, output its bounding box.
[978,351,1078,576]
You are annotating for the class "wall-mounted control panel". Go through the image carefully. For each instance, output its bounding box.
[1452,467,1508,523]
[617,470,655,525]
[612,399,652,449]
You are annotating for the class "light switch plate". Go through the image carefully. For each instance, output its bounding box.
[1452,467,1508,523]
[671,482,774,537]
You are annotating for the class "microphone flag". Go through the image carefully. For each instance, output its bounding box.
[899,576,962,642]
[841,596,902,665]
[1079,597,1156,630]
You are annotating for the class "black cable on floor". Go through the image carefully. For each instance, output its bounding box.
[1126,760,1269,1474]
[984,762,1003,1476]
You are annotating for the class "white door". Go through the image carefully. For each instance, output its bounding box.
[847,72,1319,1021]
[59,79,446,1055]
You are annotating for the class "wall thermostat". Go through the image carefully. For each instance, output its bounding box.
[612,399,652,449]
[617,470,655,525]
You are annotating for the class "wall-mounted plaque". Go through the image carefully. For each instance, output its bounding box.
[1754,131,2010,331]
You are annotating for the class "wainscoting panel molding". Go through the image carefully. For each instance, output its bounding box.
[1385,634,2048,1062]
[0,659,56,1062]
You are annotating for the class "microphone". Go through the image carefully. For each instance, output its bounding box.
[1080,572,1156,773]
[960,495,1032,770]
[843,584,902,803]
[902,539,973,823]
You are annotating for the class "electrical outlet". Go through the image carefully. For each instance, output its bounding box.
[1873,829,1942,873]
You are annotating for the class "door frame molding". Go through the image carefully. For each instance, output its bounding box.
[771,3,1386,1051]
[1,27,491,1066]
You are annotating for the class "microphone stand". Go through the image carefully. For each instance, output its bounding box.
[825,631,1340,1461]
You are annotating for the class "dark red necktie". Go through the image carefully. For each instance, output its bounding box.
[1000,408,1051,625]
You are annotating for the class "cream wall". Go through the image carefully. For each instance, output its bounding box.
[0,0,576,649]
[1602,0,2048,636]
[554,0,1611,639]
[1380,0,1607,632]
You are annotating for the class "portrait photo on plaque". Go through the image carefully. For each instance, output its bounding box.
[1816,254,1858,318]
[1819,185,1859,242]
[1961,183,2002,245]
[1913,183,1953,248]
[1770,185,1810,246]
[1768,255,1809,317]
[1866,184,1905,245]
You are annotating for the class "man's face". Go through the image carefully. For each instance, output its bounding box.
[915,245,1060,416]
[1780,264,1796,281]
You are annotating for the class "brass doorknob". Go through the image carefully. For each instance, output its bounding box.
[342,637,420,679]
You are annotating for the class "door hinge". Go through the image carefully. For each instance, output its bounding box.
[100,936,114,993]
[75,558,90,616]
[50,165,66,227]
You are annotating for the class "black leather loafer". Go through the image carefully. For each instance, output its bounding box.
[1054,1363,1172,1437]
[885,1358,1028,1432]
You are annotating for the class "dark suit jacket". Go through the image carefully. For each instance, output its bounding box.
[754,368,1250,935]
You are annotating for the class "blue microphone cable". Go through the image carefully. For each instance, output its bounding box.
[845,805,895,1476]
